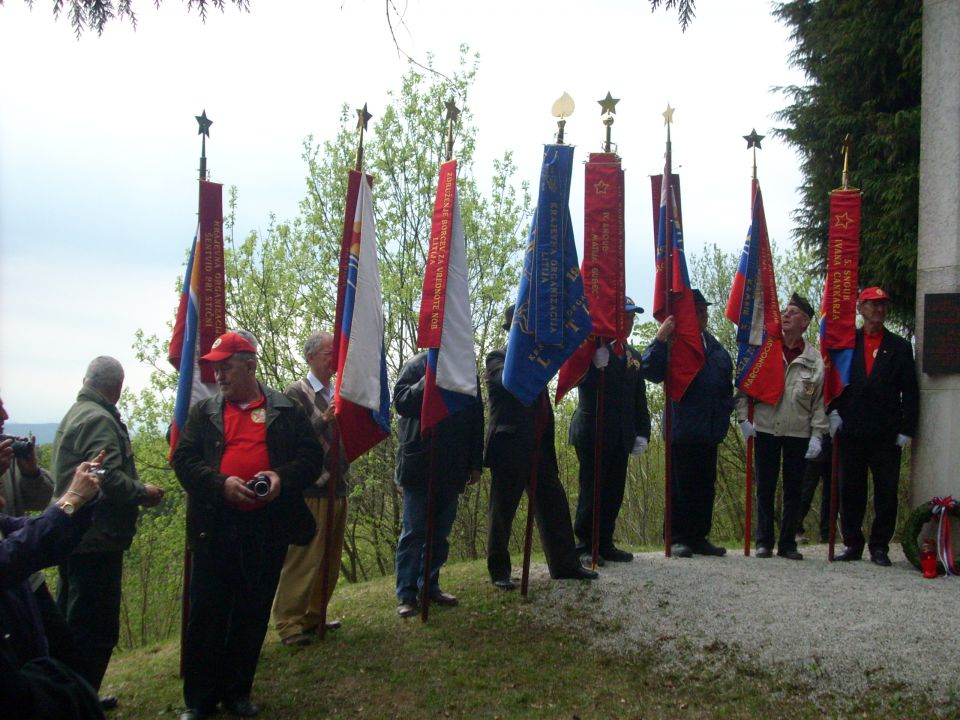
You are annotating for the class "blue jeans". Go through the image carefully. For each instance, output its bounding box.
[395,485,460,603]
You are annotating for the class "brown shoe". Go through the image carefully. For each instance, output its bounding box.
[427,591,458,607]
[281,632,311,647]
[396,602,418,618]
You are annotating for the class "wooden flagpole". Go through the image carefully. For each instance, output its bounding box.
[420,98,462,622]
[520,395,548,596]
[180,109,214,677]
[662,105,675,557]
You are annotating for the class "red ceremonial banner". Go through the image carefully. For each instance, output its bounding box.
[197,180,225,383]
[582,153,625,340]
[417,159,457,348]
[822,190,860,349]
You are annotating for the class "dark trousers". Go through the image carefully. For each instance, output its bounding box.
[798,438,832,541]
[394,485,460,603]
[754,433,807,552]
[487,442,579,580]
[670,443,719,547]
[34,583,76,668]
[182,522,288,713]
[573,444,629,552]
[56,551,124,692]
[839,436,902,553]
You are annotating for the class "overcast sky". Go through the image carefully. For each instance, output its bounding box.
[0,0,806,422]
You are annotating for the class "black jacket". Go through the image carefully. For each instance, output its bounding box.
[568,343,651,454]
[483,347,554,468]
[393,352,484,492]
[642,331,734,445]
[832,328,919,441]
[172,383,324,554]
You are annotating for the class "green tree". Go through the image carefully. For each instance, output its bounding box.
[773,0,922,325]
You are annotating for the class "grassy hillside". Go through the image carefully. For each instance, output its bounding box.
[102,557,945,719]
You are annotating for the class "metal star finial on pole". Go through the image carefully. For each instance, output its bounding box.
[444,98,460,161]
[599,92,620,153]
[196,110,212,180]
[743,128,764,180]
[663,103,675,144]
[355,102,373,171]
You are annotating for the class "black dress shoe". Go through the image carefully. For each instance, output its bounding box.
[835,546,863,562]
[777,549,804,560]
[670,543,693,558]
[223,698,260,717]
[755,545,773,558]
[601,547,634,562]
[691,541,726,557]
[580,553,605,567]
[100,695,119,711]
[870,550,892,567]
[554,566,599,580]
[492,578,517,591]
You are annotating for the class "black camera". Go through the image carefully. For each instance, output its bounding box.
[245,474,271,498]
[0,434,33,459]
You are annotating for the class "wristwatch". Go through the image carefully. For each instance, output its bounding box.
[58,500,76,517]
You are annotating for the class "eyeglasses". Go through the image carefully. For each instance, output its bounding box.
[781,308,804,318]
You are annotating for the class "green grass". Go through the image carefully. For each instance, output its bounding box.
[105,557,952,719]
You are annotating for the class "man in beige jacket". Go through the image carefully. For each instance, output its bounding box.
[737,294,828,560]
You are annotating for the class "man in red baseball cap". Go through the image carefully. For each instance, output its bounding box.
[173,330,323,720]
[830,287,919,566]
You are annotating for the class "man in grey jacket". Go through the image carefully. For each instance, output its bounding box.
[52,357,164,697]
[737,294,828,560]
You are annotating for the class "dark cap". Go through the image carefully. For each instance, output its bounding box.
[625,296,644,314]
[200,332,257,363]
[502,304,515,331]
[788,293,814,319]
[692,288,712,306]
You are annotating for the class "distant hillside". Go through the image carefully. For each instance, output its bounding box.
[4,422,59,445]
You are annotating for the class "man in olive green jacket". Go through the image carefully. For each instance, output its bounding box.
[52,356,164,697]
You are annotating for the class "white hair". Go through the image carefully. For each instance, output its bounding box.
[84,356,124,393]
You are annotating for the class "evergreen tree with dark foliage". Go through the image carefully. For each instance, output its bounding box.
[773,0,922,326]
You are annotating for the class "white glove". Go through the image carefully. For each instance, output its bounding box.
[739,420,756,439]
[592,345,610,369]
[631,436,648,456]
[896,434,912,448]
[828,410,842,437]
[804,435,822,460]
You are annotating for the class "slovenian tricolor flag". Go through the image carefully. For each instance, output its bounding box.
[651,163,704,401]
[416,159,477,435]
[332,171,391,461]
[725,179,784,405]
[502,144,591,406]
[819,189,860,407]
[169,180,225,458]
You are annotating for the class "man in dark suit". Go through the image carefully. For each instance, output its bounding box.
[392,352,484,617]
[831,287,919,566]
[569,298,651,564]
[484,307,598,589]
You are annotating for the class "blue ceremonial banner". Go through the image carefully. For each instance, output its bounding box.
[502,144,592,406]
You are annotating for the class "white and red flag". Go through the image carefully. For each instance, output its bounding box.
[416,159,477,435]
[332,171,391,460]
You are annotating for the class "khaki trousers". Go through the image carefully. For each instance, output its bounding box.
[272,496,347,639]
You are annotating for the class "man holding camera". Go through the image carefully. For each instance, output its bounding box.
[52,356,164,702]
[173,332,323,720]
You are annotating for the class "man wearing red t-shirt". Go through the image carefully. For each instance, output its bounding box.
[173,332,323,720]
[831,287,919,566]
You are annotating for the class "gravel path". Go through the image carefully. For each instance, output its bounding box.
[532,543,959,701]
